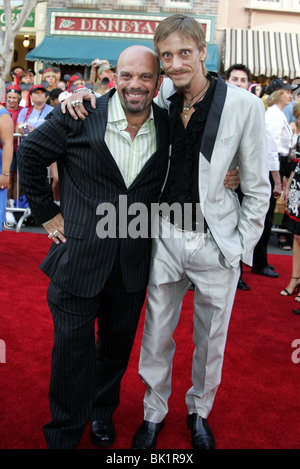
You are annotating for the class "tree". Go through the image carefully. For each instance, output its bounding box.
[0,0,39,97]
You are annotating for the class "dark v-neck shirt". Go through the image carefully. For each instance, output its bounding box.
[161,75,216,218]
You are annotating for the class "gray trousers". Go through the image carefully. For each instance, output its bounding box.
[139,217,240,423]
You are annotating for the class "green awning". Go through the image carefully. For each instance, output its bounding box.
[26,35,218,70]
[26,35,152,66]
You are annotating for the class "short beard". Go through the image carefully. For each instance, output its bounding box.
[173,79,192,95]
[122,89,149,113]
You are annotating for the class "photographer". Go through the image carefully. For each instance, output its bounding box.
[89,59,115,95]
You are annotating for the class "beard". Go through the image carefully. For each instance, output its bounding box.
[173,84,190,94]
[122,88,149,113]
[169,74,192,95]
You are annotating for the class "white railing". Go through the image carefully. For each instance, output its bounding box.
[6,133,31,232]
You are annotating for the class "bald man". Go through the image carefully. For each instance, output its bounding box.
[18,46,169,449]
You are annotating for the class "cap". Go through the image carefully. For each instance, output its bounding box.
[67,75,83,92]
[1,86,21,105]
[26,68,36,76]
[266,78,297,95]
[29,84,47,95]
[25,85,47,108]
[41,68,56,78]
[98,63,114,74]
[5,86,21,95]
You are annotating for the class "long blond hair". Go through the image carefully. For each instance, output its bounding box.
[265,89,285,107]
[153,14,207,76]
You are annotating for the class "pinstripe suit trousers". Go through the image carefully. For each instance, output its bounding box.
[43,253,146,449]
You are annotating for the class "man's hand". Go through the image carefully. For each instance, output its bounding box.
[271,171,282,200]
[282,176,289,203]
[273,181,282,199]
[224,168,240,190]
[61,90,97,120]
[44,213,66,245]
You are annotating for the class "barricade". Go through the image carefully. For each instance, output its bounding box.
[6,133,31,232]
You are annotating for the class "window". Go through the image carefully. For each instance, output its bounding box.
[70,0,98,5]
[117,0,144,6]
[247,0,300,10]
[249,0,280,8]
[165,0,193,9]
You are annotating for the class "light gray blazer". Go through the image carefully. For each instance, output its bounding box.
[154,73,271,267]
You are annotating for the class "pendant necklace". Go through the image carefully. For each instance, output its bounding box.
[183,79,209,118]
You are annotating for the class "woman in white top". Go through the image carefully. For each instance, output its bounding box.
[265,79,294,250]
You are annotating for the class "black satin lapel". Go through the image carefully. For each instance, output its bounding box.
[201,75,227,163]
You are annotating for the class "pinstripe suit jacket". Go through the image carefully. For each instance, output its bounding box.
[17,90,169,297]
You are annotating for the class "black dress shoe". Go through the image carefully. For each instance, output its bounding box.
[132,420,165,449]
[251,266,279,278]
[237,277,250,291]
[186,414,216,450]
[90,419,116,447]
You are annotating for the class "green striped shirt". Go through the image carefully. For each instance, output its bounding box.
[105,91,156,188]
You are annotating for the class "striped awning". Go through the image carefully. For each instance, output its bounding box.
[223,28,300,79]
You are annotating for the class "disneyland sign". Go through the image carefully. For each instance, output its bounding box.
[50,11,212,41]
[57,17,161,36]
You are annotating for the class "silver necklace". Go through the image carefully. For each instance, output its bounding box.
[183,79,208,112]
[183,80,209,118]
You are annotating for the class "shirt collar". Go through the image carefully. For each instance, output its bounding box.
[108,91,154,129]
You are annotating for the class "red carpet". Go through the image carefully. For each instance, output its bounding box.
[0,230,299,449]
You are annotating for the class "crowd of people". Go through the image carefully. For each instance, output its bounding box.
[0,60,115,227]
[225,64,300,298]
[1,13,300,450]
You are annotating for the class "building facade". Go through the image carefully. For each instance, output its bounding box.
[217,0,300,81]
[9,0,300,84]
[26,0,219,82]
